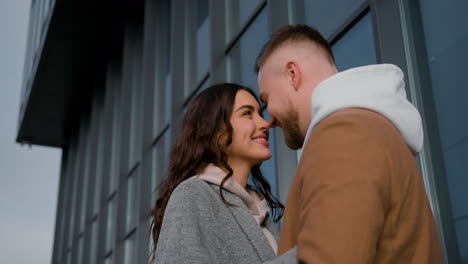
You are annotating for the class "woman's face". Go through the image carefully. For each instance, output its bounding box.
[226,90,272,166]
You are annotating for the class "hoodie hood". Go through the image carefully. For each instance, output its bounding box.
[304,64,423,154]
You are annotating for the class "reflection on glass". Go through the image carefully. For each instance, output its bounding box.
[151,131,170,206]
[109,70,121,195]
[93,108,105,215]
[151,142,163,206]
[184,76,211,113]
[147,217,154,255]
[196,16,210,80]
[66,251,71,264]
[165,72,171,124]
[77,237,84,264]
[226,0,263,42]
[43,0,49,22]
[123,233,136,264]
[197,76,211,95]
[331,12,377,71]
[185,0,211,97]
[68,141,81,248]
[155,72,171,137]
[153,0,171,137]
[303,0,367,40]
[79,125,91,232]
[126,173,137,231]
[104,254,113,264]
[105,198,116,253]
[128,25,144,169]
[89,220,98,264]
[227,7,269,94]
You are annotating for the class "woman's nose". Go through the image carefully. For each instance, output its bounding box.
[258,116,270,130]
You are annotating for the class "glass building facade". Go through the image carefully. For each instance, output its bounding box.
[17,0,467,263]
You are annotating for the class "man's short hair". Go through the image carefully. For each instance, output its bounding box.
[255,24,335,73]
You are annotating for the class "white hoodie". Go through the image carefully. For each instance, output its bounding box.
[304,64,423,154]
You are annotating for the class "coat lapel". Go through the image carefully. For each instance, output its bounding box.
[221,189,277,262]
[264,215,280,241]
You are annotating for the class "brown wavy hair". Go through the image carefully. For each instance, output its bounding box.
[149,83,284,261]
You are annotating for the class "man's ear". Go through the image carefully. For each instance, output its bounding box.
[286,61,301,91]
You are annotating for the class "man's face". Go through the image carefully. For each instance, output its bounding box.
[258,68,304,149]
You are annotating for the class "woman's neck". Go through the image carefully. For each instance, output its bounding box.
[226,159,252,189]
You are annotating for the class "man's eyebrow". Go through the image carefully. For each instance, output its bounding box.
[235,105,256,112]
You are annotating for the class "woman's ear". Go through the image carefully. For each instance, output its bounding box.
[286,61,301,91]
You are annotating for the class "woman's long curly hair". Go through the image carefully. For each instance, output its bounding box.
[149,83,284,261]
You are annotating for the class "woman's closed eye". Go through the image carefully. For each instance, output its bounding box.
[242,110,252,116]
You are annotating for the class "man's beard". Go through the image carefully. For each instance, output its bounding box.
[281,104,304,150]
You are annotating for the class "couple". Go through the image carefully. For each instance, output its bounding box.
[150,25,443,263]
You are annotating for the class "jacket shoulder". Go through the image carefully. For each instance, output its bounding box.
[308,108,406,151]
[325,108,396,129]
[167,177,217,210]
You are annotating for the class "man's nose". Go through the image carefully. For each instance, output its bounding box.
[269,116,278,128]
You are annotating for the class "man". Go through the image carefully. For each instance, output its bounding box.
[256,24,443,263]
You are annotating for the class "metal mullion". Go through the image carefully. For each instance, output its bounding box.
[265,0,298,205]
[82,98,98,224]
[69,132,83,251]
[98,58,122,263]
[83,91,103,264]
[397,0,461,262]
[209,0,227,83]
[60,141,77,262]
[169,0,187,145]
[182,0,197,98]
[132,19,145,259]
[116,14,146,264]
[21,3,36,103]
[369,0,408,76]
[140,0,159,152]
[115,20,139,258]
[67,136,80,263]
[52,149,68,263]
[77,116,92,236]
[72,117,90,264]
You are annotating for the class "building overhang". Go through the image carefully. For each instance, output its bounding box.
[16,1,129,148]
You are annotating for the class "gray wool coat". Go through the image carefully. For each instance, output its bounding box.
[154,177,296,264]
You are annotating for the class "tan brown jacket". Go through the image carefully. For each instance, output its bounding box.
[278,108,443,263]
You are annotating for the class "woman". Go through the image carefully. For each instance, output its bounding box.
[150,83,295,263]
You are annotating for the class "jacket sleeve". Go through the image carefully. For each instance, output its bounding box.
[263,247,297,264]
[153,180,220,264]
[263,216,297,263]
[296,113,390,263]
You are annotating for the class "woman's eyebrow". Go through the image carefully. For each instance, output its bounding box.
[235,105,256,112]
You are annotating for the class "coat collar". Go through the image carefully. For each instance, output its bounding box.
[213,184,277,261]
[194,164,271,226]
[195,164,276,261]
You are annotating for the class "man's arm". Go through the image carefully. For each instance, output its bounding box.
[264,247,297,264]
[297,111,390,263]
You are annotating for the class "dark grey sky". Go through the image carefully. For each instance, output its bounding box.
[0,0,61,263]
